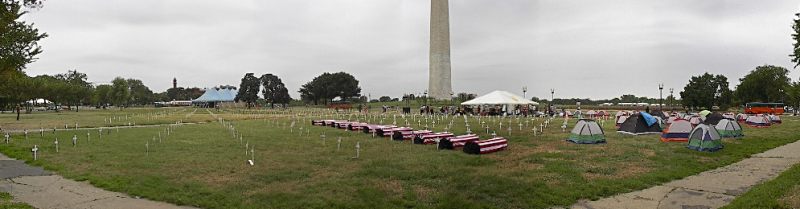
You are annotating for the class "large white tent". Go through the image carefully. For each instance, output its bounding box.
[461,91,539,105]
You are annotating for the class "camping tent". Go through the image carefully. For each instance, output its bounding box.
[722,113,735,119]
[617,113,663,135]
[769,115,782,124]
[687,116,702,126]
[566,119,606,144]
[666,116,680,124]
[715,119,744,138]
[615,115,629,127]
[461,91,539,105]
[735,113,748,122]
[686,124,723,152]
[703,112,725,125]
[661,119,692,142]
[745,115,771,127]
[699,110,711,118]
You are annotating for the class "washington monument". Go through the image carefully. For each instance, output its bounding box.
[429,0,452,100]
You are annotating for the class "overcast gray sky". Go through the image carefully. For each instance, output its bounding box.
[21,0,800,100]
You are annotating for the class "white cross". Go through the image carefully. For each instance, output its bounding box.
[354,142,360,159]
[337,137,342,151]
[54,139,59,153]
[32,145,38,160]
[72,135,77,146]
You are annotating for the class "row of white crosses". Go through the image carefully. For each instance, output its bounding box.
[219,117,257,166]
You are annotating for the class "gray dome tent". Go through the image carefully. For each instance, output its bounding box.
[617,113,662,135]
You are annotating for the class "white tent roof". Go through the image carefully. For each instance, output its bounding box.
[461,91,539,105]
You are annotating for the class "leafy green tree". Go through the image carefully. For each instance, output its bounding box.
[788,82,800,115]
[55,70,92,111]
[235,73,260,108]
[93,84,112,107]
[109,77,130,107]
[619,95,638,103]
[31,74,66,110]
[127,79,154,105]
[3,73,34,120]
[792,12,800,68]
[298,72,361,105]
[329,72,361,101]
[260,74,291,108]
[0,1,47,75]
[0,0,47,112]
[735,65,791,104]
[680,73,732,110]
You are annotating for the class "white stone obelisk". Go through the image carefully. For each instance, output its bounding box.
[429,0,452,100]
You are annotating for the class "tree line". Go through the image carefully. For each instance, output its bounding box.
[233,73,293,108]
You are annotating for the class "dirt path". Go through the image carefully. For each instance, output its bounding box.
[572,139,800,209]
[0,154,195,209]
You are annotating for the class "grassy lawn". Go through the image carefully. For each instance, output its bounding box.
[723,163,800,209]
[0,192,34,209]
[0,107,798,208]
[0,107,286,131]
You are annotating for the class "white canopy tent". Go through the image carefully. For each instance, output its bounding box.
[461,91,539,106]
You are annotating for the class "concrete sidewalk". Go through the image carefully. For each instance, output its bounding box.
[0,154,195,209]
[572,140,800,209]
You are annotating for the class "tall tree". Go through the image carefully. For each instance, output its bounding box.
[260,74,291,108]
[680,73,732,110]
[792,12,800,68]
[93,84,112,107]
[55,70,92,111]
[735,65,791,104]
[0,1,47,74]
[4,73,34,120]
[127,79,154,105]
[329,72,361,101]
[298,72,361,105]
[109,77,130,107]
[788,82,800,115]
[0,0,47,111]
[235,73,260,108]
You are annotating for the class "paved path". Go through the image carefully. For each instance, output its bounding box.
[572,139,800,209]
[0,154,195,209]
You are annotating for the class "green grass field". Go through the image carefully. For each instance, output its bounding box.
[723,163,800,209]
[0,107,798,208]
[0,192,33,209]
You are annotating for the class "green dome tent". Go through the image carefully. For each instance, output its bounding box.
[687,124,723,152]
[715,118,744,138]
[567,119,605,144]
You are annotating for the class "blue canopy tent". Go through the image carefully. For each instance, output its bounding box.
[192,87,237,108]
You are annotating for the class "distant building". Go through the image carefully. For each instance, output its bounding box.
[173,78,177,89]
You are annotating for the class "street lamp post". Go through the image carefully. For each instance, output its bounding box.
[523,86,528,100]
[450,91,454,113]
[423,90,428,114]
[714,87,722,110]
[669,88,674,111]
[658,83,664,112]
[550,88,555,116]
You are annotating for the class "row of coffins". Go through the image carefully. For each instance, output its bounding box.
[311,120,507,154]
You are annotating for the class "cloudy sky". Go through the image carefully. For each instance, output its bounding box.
[21,0,800,100]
